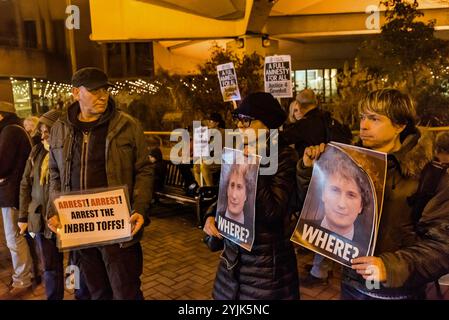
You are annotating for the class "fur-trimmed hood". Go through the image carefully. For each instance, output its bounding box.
[392,129,434,178]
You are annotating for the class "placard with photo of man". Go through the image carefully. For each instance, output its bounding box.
[291,143,387,267]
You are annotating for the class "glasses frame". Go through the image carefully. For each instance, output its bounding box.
[233,114,255,128]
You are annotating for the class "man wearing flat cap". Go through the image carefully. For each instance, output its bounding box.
[203,92,300,300]
[47,67,153,299]
[0,101,34,299]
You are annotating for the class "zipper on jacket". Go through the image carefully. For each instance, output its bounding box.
[80,131,90,190]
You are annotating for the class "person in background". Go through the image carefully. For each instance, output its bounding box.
[283,90,338,288]
[18,110,64,300]
[149,146,166,195]
[146,146,166,225]
[0,101,33,299]
[24,116,41,146]
[22,116,43,285]
[434,132,449,164]
[409,131,449,288]
[285,100,302,129]
[203,92,299,300]
[201,112,225,186]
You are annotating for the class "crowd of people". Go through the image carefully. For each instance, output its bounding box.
[1,66,449,300]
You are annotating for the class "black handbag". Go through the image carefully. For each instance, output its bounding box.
[203,235,224,252]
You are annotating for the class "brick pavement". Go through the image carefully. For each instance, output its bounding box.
[0,200,447,300]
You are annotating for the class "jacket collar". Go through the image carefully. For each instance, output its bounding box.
[390,129,434,178]
[64,97,116,129]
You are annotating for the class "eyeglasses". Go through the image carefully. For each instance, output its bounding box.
[232,113,255,128]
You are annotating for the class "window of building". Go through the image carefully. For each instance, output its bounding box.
[11,79,32,118]
[293,68,338,103]
[107,43,123,78]
[23,20,37,48]
[135,42,154,77]
[107,42,154,78]
[0,1,18,46]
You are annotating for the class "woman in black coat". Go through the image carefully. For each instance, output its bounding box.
[203,92,299,300]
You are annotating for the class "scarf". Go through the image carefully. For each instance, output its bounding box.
[40,141,50,186]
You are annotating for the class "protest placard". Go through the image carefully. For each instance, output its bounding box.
[217,62,241,102]
[53,186,132,250]
[291,143,387,266]
[264,55,292,98]
[193,125,209,157]
[216,148,261,251]
[331,142,388,254]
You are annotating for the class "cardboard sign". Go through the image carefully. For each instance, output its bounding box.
[217,62,241,102]
[53,187,132,250]
[193,126,209,157]
[264,55,292,98]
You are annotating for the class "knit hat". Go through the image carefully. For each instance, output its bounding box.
[0,101,16,114]
[208,112,225,128]
[71,67,112,90]
[208,112,222,123]
[296,89,317,105]
[39,109,61,128]
[233,92,286,129]
[149,147,163,161]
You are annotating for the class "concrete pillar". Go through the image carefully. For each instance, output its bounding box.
[40,0,54,51]
[34,0,44,49]
[13,0,24,47]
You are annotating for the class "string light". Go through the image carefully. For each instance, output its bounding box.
[110,79,161,96]
[10,78,72,101]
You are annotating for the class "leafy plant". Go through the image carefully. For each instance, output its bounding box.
[124,45,264,130]
[336,0,449,126]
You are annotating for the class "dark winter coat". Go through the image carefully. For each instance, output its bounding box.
[282,108,330,158]
[373,131,449,291]
[212,142,299,300]
[298,130,449,297]
[0,113,32,208]
[19,143,53,238]
[48,99,154,246]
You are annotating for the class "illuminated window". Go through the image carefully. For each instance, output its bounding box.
[292,68,338,103]
[11,80,31,118]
